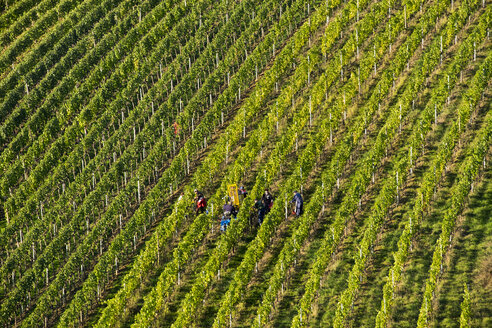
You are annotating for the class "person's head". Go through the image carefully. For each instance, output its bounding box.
[264,189,269,194]
[293,191,298,195]
[194,189,197,193]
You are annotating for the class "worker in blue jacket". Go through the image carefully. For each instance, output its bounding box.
[290,191,303,217]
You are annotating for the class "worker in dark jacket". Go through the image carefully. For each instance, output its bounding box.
[290,191,303,217]
[261,189,274,213]
[223,201,236,218]
[254,199,266,225]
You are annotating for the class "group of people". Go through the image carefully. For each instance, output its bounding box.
[254,190,304,223]
[219,185,248,232]
[192,187,304,233]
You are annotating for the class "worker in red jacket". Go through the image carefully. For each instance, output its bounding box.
[194,189,207,214]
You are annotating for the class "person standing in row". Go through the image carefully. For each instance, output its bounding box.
[290,190,303,217]
[261,189,274,213]
[254,199,266,225]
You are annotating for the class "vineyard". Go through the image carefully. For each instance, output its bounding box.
[0,0,490,327]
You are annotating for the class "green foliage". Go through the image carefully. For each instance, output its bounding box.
[1,0,489,326]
